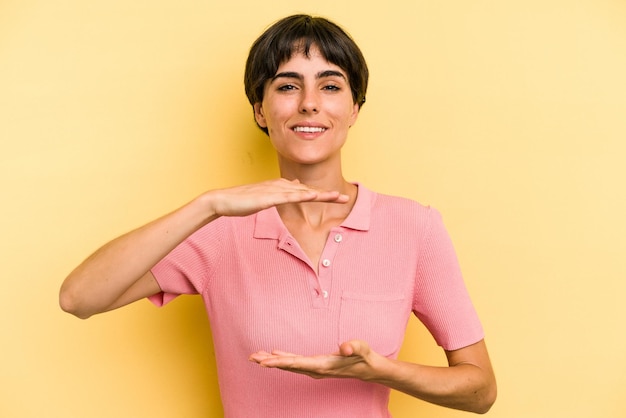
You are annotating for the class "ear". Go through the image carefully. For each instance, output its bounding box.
[253,103,267,128]
[349,102,360,127]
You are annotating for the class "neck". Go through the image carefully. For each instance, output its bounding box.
[277,160,357,227]
[278,150,347,184]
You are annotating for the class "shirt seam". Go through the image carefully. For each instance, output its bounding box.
[413,206,434,310]
[200,218,225,293]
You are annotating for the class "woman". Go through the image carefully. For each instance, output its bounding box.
[60,14,496,417]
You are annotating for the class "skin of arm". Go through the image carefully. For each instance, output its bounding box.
[59,193,219,319]
[59,179,349,319]
[249,339,496,414]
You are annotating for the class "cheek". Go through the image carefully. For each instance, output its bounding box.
[264,107,290,130]
[334,107,357,128]
[262,112,283,137]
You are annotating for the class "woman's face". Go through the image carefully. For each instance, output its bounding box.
[253,45,360,168]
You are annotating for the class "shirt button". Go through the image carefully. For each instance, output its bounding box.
[322,259,331,267]
[334,233,343,243]
[322,290,329,298]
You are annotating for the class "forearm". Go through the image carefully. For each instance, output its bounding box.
[363,339,496,414]
[372,358,495,413]
[59,193,218,318]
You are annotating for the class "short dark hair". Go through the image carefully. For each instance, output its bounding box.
[244,14,369,134]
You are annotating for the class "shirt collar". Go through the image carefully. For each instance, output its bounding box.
[253,182,372,239]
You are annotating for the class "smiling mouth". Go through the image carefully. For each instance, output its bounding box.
[293,126,326,133]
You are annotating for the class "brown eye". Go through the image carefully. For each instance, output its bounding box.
[278,84,297,91]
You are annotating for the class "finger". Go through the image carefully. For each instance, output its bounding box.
[259,355,299,369]
[279,179,349,203]
[339,340,370,357]
[314,191,349,203]
[338,341,355,356]
[271,350,299,357]
[248,351,275,363]
[302,191,350,204]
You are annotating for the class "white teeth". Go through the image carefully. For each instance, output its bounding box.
[293,126,325,133]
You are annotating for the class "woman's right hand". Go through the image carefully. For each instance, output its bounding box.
[207,178,349,218]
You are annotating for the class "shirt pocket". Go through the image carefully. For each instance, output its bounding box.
[338,292,409,357]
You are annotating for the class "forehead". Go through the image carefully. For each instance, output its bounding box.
[275,45,346,76]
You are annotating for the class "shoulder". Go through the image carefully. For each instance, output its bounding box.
[350,184,443,241]
[372,190,430,211]
[367,187,439,224]
[189,211,257,243]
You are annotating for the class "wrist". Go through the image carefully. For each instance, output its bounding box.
[366,355,416,388]
[188,191,221,225]
[360,350,397,383]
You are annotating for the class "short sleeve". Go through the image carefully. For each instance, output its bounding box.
[413,208,484,351]
[148,220,224,307]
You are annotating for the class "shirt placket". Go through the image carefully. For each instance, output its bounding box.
[312,227,344,308]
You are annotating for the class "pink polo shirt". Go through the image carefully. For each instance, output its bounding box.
[149,184,484,418]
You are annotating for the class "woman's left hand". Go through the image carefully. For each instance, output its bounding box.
[249,340,385,381]
[250,339,497,413]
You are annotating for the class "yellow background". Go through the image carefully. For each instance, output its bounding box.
[2,0,625,417]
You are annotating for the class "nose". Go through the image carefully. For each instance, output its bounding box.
[299,88,319,114]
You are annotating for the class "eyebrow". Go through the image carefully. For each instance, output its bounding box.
[271,70,347,82]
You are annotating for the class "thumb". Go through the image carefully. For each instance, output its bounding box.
[339,340,369,357]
